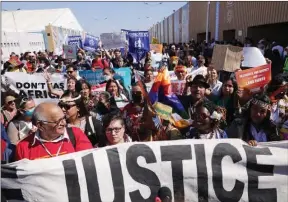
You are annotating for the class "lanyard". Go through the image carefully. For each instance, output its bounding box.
[39,138,64,158]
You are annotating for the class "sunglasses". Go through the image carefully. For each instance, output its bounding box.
[58,102,76,110]
[19,97,33,108]
[106,127,123,133]
[7,100,15,105]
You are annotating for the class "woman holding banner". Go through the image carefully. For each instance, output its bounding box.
[226,94,280,146]
[106,79,129,109]
[187,101,227,139]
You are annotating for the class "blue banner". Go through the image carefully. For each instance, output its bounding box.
[127,31,150,62]
[79,67,131,91]
[67,35,83,49]
[83,34,99,52]
[121,29,130,41]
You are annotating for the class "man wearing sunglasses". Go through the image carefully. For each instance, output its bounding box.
[15,102,92,161]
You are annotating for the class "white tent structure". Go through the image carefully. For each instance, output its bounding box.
[1,8,83,60]
[2,8,83,33]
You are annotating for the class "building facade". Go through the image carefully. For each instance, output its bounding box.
[150,1,288,45]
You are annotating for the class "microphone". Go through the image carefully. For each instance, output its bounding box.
[155,186,172,202]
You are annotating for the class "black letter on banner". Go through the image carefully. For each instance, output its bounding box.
[243,145,277,202]
[126,144,161,201]
[62,159,81,202]
[1,166,24,200]
[82,153,101,201]
[195,144,208,202]
[16,82,22,88]
[106,148,125,202]
[161,145,192,202]
[212,143,244,202]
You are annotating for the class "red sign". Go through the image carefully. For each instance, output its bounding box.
[235,64,271,90]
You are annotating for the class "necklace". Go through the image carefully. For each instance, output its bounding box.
[39,137,64,158]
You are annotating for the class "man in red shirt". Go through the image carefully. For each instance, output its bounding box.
[15,102,93,161]
[91,51,109,69]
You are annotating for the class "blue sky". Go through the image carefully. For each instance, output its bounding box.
[2,1,187,36]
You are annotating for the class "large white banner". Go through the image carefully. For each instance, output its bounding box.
[181,3,189,43]
[3,72,66,105]
[2,140,287,202]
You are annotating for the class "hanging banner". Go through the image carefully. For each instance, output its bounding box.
[127,31,150,62]
[63,45,77,59]
[83,34,99,52]
[67,35,83,49]
[2,140,288,202]
[3,72,66,105]
[79,67,132,92]
[235,64,272,90]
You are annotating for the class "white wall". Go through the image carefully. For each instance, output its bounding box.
[1,31,45,61]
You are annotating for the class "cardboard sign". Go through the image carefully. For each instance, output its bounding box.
[150,44,163,54]
[63,45,77,59]
[236,64,271,90]
[212,45,243,72]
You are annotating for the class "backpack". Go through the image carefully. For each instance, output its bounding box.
[66,127,76,149]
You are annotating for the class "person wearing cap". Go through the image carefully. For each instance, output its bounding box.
[179,75,212,119]
[7,97,37,145]
[226,94,280,146]
[1,95,17,128]
[91,51,109,69]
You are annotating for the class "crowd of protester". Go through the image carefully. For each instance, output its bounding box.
[1,37,288,164]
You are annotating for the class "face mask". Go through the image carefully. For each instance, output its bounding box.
[132,92,143,103]
[23,108,35,117]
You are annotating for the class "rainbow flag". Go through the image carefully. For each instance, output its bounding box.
[148,68,191,128]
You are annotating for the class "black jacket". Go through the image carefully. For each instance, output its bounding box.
[226,118,280,142]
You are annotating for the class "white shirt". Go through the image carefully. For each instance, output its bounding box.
[32,129,70,146]
[145,81,154,93]
[114,93,129,109]
[189,65,208,79]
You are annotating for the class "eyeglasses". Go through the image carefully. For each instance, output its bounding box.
[106,127,123,133]
[58,102,76,110]
[39,116,66,126]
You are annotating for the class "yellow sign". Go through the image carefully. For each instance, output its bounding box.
[151,37,159,44]
[150,44,163,53]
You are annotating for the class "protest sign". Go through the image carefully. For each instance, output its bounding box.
[242,47,267,68]
[171,80,186,95]
[67,35,83,49]
[63,45,77,59]
[236,64,271,90]
[212,45,243,72]
[7,56,22,66]
[127,31,150,62]
[83,34,99,52]
[2,140,287,202]
[151,37,159,44]
[100,32,126,49]
[79,67,131,92]
[3,72,66,105]
[150,44,163,54]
